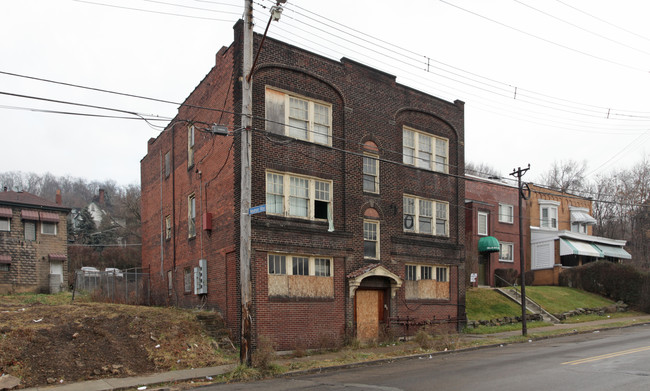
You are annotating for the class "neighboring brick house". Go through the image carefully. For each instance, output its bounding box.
[526,184,631,285]
[141,21,466,350]
[0,190,70,294]
[465,175,522,287]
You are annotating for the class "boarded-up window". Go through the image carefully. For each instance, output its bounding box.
[404,264,450,300]
[267,254,333,298]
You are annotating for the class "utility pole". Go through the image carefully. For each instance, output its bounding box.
[240,0,253,366]
[510,164,530,336]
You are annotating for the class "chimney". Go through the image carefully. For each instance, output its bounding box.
[99,189,105,205]
[56,189,62,205]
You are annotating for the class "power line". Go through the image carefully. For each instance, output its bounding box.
[439,0,650,73]
[74,0,237,21]
[513,0,650,57]
[554,0,650,43]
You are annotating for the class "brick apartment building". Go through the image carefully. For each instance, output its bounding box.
[465,175,522,287]
[0,190,69,294]
[141,20,466,350]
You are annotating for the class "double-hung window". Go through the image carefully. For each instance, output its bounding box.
[500,242,514,262]
[266,88,332,146]
[402,127,448,173]
[0,218,9,232]
[478,212,488,236]
[499,203,514,224]
[363,154,379,193]
[24,221,36,241]
[41,222,57,235]
[539,200,559,230]
[364,220,379,259]
[266,171,332,221]
[403,195,449,236]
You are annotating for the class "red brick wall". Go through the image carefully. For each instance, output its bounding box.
[465,178,523,286]
[141,21,466,350]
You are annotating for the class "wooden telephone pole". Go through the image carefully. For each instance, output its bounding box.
[240,0,253,366]
[510,164,530,336]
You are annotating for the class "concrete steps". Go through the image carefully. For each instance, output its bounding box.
[496,288,561,324]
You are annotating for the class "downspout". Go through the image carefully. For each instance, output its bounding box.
[171,125,178,304]
[160,151,164,277]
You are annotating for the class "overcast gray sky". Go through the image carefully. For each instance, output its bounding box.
[2,0,649,186]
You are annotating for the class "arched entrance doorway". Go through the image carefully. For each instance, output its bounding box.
[348,264,402,342]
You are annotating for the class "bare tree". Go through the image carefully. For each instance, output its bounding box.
[539,159,588,193]
[465,161,502,179]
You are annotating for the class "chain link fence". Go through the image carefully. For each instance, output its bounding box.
[72,268,150,305]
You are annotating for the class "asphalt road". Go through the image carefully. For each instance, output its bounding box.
[201,325,650,391]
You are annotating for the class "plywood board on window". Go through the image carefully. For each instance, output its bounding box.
[288,275,333,298]
[268,274,289,296]
[404,280,418,300]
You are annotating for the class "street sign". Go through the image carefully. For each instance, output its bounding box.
[249,205,266,215]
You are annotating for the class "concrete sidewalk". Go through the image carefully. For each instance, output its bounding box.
[21,364,237,391]
[20,314,650,391]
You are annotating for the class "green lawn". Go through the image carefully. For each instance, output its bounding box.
[521,286,614,314]
[465,288,524,321]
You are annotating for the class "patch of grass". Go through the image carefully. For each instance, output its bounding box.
[521,286,614,314]
[1,291,81,305]
[560,311,645,324]
[465,288,523,320]
[463,321,551,335]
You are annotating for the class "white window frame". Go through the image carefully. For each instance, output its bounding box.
[187,125,195,167]
[571,222,588,234]
[402,126,448,173]
[24,221,36,241]
[539,200,559,230]
[265,171,332,221]
[267,254,332,277]
[0,217,10,232]
[164,151,171,178]
[188,194,196,238]
[499,242,514,262]
[478,212,488,236]
[364,220,379,259]
[498,203,514,224]
[403,195,449,236]
[363,154,379,194]
[405,264,449,282]
[283,93,332,146]
[41,221,57,235]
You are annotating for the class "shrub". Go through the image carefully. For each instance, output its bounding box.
[413,328,433,350]
[560,261,650,311]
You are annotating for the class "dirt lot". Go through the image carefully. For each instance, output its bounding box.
[0,294,236,388]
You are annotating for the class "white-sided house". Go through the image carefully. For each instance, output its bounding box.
[526,184,631,285]
[531,228,631,270]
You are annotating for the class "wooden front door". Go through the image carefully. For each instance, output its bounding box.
[355,289,383,342]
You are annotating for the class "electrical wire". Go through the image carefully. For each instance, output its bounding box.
[74,0,237,21]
